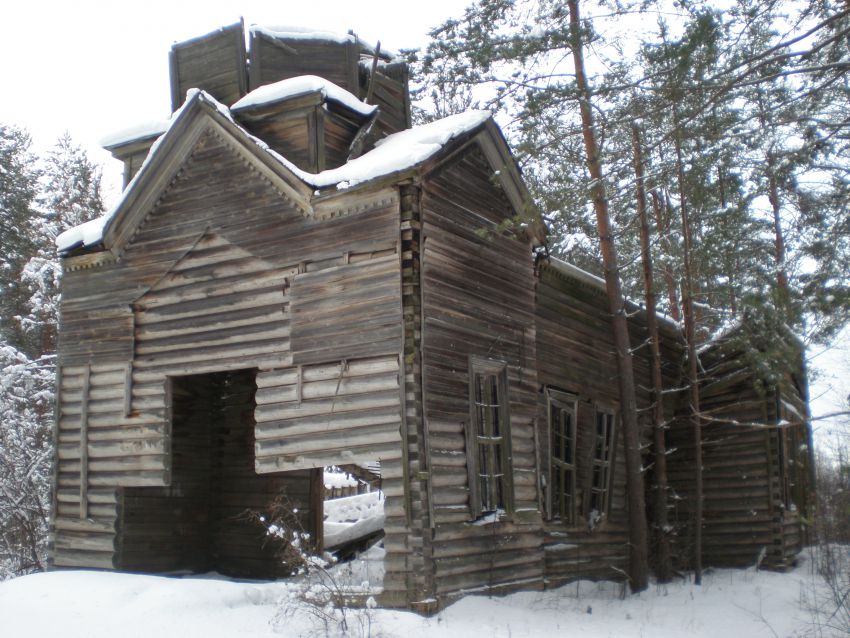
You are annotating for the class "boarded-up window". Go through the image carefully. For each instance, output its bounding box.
[589,407,617,517]
[466,357,513,518]
[548,390,577,524]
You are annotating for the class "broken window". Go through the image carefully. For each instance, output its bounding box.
[466,357,513,518]
[589,407,617,518]
[548,390,578,524]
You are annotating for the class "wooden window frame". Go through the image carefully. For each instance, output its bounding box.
[588,404,618,520]
[547,389,578,525]
[466,356,513,520]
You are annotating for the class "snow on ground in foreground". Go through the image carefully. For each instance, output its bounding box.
[1,551,844,638]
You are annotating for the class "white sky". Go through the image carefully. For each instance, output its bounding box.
[2,0,847,445]
[2,0,470,200]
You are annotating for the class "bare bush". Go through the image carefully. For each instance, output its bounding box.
[249,493,379,638]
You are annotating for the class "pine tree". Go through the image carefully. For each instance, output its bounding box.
[0,131,103,578]
[0,125,40,351]
[20,133,104,357]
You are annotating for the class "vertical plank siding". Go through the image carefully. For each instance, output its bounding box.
[249,33,358,94]
[170,23,248,110]
[420,146,544,597]
[358,66,411,138]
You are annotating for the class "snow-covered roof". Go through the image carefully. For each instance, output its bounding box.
[293,109,490,190]
[101,120,170,150]
[250,24,394,58]
[231,75,377,118]
[56,89,491,254]
[251,24,358,45]
[544,256,681,332]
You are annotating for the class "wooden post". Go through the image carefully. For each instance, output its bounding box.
[123,362,133,417]
[365,41,382,105]
[296,364,303,407]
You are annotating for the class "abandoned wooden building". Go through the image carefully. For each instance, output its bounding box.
[51,23,814,607]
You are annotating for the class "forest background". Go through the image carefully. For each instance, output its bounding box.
[1,0,848,580]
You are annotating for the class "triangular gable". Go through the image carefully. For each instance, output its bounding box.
[422,118,547,246]
[104,91,315,258]
[131,230,282,307]
[305,113,546,243]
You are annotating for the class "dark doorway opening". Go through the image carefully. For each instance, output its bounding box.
[118,369,321,579]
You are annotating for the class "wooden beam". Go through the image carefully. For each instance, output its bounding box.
[123,361,133,417]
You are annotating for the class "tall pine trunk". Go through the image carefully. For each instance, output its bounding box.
[632,125,672,583]
[567,0,649,592]
[650,191,681,322]
[672,106,703,585]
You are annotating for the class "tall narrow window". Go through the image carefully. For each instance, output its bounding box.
[467,357,512,518]
[589,407,617,517]
[548,390,577,524]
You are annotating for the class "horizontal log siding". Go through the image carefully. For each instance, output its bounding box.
[421,146,543,598]
[254,355,403,472]
[667,341,785,569]
[291,254,402,365]
[534,264,682,585]
[53,362,127,569]
[54,130,404,574]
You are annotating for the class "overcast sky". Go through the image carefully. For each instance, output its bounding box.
[2,0,470,199]
[3,0,847,437]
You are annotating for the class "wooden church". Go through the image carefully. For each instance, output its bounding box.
[51,23,814,608]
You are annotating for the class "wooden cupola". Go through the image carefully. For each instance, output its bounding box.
[230,76,379,173]
[105,21,411,183]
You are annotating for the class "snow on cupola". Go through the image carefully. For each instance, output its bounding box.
[231,76,379,173]
[169,20,410,138]
[101,21,412,183]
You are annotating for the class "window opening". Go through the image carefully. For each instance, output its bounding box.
[548,390,577,524]
[467,358,512,518]
[589,408,616,517]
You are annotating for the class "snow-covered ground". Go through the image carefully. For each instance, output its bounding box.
[1,549,846,637]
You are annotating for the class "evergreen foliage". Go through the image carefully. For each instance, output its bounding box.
[414,0,850,346]
[0,129,103,579]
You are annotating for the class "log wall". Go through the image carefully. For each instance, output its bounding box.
[534,263,683,585]
[419,145,544,598]
[666,339,811,570]
[53,128,405,575]
[249,32,359,95]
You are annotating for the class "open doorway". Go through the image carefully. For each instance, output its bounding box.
[118,369,321,578]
